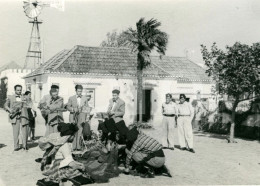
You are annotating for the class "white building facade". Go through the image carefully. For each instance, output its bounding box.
[0,68,32,95]
[24,45,213,126]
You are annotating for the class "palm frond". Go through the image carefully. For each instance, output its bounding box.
[122,17,168,67]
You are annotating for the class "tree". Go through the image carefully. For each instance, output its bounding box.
[123,18,168,124]
[201,42,260,143]
[100,30,129,48]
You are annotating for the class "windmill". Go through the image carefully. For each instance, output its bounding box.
[23,0,64,69]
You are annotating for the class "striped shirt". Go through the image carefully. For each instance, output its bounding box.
[126,132,163,165]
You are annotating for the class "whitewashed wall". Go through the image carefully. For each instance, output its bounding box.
[24,74,49,102]
[25,74,214,128]
[0,69,32,96]
[47,75,137,124]
[174,82,212,100]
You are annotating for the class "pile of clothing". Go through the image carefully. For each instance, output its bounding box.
[36,123,120,186]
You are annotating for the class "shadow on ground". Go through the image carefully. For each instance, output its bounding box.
[194,131,259,142]
[0,144,7,149]
[194,131,228,140]
[27,136,42,149]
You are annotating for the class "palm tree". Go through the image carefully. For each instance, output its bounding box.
[123,18,168,124]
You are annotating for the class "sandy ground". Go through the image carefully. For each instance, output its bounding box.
[0,109,259,186]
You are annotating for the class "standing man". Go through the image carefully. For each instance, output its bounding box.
[86,94,94,118]
[176,94,195,153]
[4,85,29,151]
[38,85,59,124]
[191,100,203,131]
[41,88,64,136]
[67,85,90,151]
[24,91,37,141]
[161,93,178,150]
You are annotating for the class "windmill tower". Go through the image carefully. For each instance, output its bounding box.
[23,0,65,69]
[23,1,43,69]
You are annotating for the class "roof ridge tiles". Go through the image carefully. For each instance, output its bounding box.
[75,45,133,51]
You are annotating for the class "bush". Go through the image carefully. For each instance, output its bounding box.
[199,110,259,140]
[200,112,229,134]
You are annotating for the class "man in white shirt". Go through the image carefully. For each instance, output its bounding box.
[4,85,28,151]
[67,85,89,151]
[161,93,178,150]
[177,94,195,153]
[99,89,128,144]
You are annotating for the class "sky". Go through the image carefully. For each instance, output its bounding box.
[1,0,260,68]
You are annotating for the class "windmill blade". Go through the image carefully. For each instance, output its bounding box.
[38,0,65,11]
[23,0,42,19]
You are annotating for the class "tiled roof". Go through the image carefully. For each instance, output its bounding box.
[0,61,21,73]
[24,49,70,77]
[24,45,210,82]
[151,56,211,82]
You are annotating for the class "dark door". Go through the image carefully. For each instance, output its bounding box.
[0,78,8,108]
[137,89,152,122]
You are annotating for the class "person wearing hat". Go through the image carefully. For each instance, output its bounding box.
[161,93,178,150]
[38,85,60,124]
[41,87,64,136]
[101,89,128,144]
[67,84,91,151]
[177,94,195,153]
[124,126,171,178]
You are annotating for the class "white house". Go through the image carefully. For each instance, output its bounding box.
[0,61,32,107]
[23,45,213,126]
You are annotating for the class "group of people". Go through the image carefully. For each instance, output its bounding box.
[4,83,198,185]
[161,93,196,153]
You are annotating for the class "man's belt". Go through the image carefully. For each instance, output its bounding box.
[153,149,165,157]
[140,149,165,164]
[178,115,191,117]
[163,114,175,117]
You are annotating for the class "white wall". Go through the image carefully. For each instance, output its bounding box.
[147,79,214,126]
[25,74,214,128]
[0,69,32,96]
[46,75,137,125]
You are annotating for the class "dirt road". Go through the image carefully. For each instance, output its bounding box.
[0,109,259,186]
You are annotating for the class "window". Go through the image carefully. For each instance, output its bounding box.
[83,88,95,108]
[196,90,201,100]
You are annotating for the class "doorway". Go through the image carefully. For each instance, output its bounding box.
[0,77,8,108]
[137,89,152,122]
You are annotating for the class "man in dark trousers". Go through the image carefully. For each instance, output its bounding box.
[98,89,128,144]
[4,85,29,151]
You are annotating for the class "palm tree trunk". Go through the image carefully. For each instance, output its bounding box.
[229,100,239,143]
[137,68,143,124]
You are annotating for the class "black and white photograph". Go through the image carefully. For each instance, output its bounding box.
[0,0,259,185]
